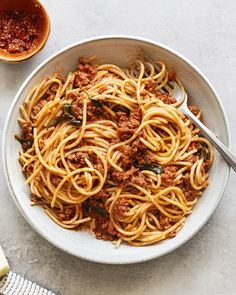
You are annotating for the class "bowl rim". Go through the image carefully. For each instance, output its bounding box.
[0,0,51,63]
[2,35,231,264]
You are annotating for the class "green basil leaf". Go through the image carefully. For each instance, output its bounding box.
[134,161,163,175]
[113,106,130,115]
[84,204,107,217]
[70,117,82,126]
[197,144,210,160]
[92,99,103,107]
[84,91,103,108]
[15,135,33,150]
[48,116,64,127]
[49,103,82,127]
[63,103,74,117]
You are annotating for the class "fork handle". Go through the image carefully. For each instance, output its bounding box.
[185,107,236,172]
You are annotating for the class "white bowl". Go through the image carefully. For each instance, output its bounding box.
[2,36,230,264]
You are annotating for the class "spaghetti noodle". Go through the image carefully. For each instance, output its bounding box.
[16,56,213,246]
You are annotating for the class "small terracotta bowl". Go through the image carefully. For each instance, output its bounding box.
[0,0,50,63]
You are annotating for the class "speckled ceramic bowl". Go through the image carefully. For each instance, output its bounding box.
[2,36,230,264]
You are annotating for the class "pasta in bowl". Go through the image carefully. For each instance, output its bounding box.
[3,36,229,263]
[16,56,213,247]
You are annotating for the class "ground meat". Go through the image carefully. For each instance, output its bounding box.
[113,198,129,217]
[145,81,156,92]
[159,214,172,231]
[20,121,33,140]
[168,70,176,81]
[83,196,107,218]
[30,193,42,205]
[109,166,136,183]
[18,121,34,151]
[184,188,199,202]
[0,10,39,54]
[51,175,61,186]
[74,71,90,87]
[109,137,120,145]
[131,173,148,187]
[67,151,104,173]
[58,207,75,222]
[48,82,58,95]
[188,141,202,151]
[144,79,176,104]
[94,161,104,174]
[73,57,98,88]
[98,85,108,94]
[130,137,152,163]
[71,96,83,120]
[94,190,110,199]
[43,73,65,100]
[67,152,89,168]
[83,196,120,241]
[140,89,148,96]
[117,108,142,141]
[26,163,34,174]
[109,166,148,187]
[119,139,147,168]
[38,138,44,150]
[119,146,133,168]
[128,186,140,195]
[87,101,104,119]
[166,231,177,238]
[202,160,211,172]
[179,174,199,201]
[155,91,176,104]
[185,155,198,163]
[189,105,200,116]
[114,111,127,122]
[57,160,65,168]
[161,165,178,186]
[94,219,120,241]
[88,152,104,174]
[32,99,48,116]
[71,94,106,121]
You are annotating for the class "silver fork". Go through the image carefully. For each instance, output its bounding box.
[173,83,236,171]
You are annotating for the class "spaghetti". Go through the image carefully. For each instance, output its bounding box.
[16,56,213,246]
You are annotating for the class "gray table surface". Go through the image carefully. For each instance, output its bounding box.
[1,0,236,294]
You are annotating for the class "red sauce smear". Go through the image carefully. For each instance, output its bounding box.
[0,10,40,54]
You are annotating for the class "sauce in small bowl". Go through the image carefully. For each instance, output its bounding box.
[0,0,50,62]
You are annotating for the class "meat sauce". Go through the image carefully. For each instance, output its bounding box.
[17,58,208,242]
[0,10,40,54]
[83,192,120,241]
